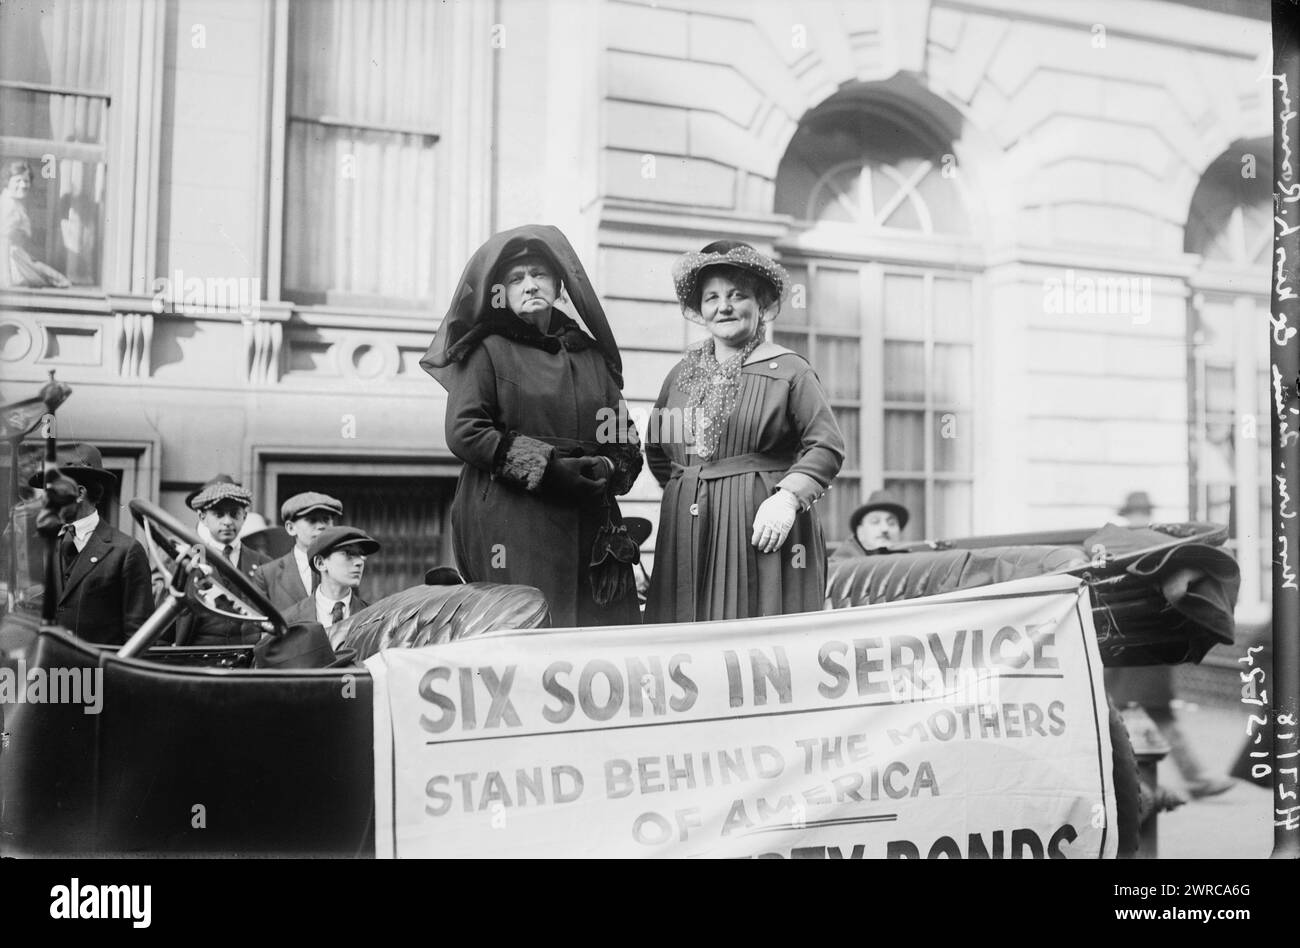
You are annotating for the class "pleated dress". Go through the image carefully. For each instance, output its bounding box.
[644,346,844,622]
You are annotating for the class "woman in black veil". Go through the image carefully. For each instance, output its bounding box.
[421,225,642,627]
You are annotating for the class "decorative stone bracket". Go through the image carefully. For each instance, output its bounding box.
[113,310,154,378]
[244,318,283,384]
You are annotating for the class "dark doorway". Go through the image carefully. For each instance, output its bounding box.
[274,474,456,602]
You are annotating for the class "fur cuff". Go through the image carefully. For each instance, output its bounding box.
[494,433,554,492]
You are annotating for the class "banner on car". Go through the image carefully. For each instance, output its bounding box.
[367,573,1116,858]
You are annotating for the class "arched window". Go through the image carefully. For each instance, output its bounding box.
[1186,143,1271,608]
[780,108,970,236]
[773,99,980,543]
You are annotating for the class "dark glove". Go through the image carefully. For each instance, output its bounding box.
[542,456,608,504]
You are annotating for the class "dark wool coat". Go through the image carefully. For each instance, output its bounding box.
[441,330,642,628]
[48,519,154,646]
[644,346,844,622]
[423,224,641,628]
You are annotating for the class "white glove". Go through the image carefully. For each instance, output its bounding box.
[751,489,799,553]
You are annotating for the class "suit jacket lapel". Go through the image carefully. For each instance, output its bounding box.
[60,523,112,604]
[279,556,308,602]
[237,547,260,578]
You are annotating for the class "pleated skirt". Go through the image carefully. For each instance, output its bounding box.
[645,468,828,623]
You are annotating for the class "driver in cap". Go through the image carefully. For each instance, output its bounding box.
[168,474,272,647]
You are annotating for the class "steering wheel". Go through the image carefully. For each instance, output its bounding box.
[126,499,287,649]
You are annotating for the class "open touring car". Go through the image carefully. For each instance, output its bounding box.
[0,471,1239,857]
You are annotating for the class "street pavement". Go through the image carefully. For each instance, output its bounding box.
[1145,700,1274,859]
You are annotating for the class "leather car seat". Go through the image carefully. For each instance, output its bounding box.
[335,582,550,662]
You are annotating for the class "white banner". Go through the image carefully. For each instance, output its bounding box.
[368,574,1116,858]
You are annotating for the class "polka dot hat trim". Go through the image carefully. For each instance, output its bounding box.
[671,243,791,316]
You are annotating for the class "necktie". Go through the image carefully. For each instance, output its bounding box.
[330,600,345,625]
[59,526,79,578]
[223,545,234,563]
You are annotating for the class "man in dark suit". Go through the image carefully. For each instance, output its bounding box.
[282,526,378,644]
[26,443,154,645]
[170,474,271,647]
[252,491,342,611]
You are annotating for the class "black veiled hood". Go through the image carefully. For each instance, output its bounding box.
[420,224,624,389]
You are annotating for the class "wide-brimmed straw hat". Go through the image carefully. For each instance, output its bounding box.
[187,474,253,511]
[671,240,790,316]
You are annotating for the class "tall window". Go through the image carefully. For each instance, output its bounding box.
[1186,145,1271,607]
[0,0,110,289]
[774,102,978,542]
[284,0,441,308]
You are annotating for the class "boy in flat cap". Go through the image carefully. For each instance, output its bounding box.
[253,491,342,611]
[25,443,154,644]
[281,526,378,638]
[170,474,272,647]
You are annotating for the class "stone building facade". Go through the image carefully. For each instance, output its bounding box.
[0,0,1273,610]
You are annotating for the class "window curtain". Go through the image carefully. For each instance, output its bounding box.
[0,0,107,285]
[48,0,109,286]
[43,0,109,144]
[285,0,441,305]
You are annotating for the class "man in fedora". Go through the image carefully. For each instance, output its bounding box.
[26,443,153,645]
[281,526,378,642]
[252,491,343,611]
[169,474,272,647]
[1118,490,1154,527]
[846,489,910,555]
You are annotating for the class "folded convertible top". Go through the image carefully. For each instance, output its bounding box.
[826,522,1238,667]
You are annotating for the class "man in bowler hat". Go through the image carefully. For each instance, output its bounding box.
[252,491,342,611]
[28,443,153,644]
[281,526,378,641]
[848,489,911,554]
[169,474,272,646]
[1118,490,1154,527]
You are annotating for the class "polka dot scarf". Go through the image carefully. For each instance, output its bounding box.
[676,334,764,460]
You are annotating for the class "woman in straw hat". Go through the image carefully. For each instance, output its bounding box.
[644,240,844,622]
[420,225,643,628]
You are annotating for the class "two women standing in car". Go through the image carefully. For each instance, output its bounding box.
[424,227,843,627]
